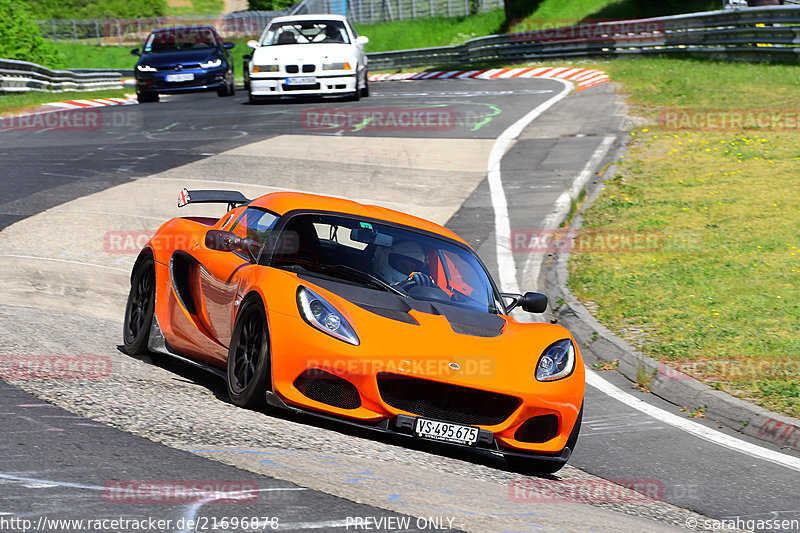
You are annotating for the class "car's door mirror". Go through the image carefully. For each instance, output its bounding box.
[206,230,241,252]
[206,230,261,263]
[131,48,140,56]
[223,41,235,49]
[355,35,369,46]
[501,291,548,313]
[247,39,260,49]
[521,292,548,313]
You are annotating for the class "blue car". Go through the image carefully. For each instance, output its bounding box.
[132,26,235,103]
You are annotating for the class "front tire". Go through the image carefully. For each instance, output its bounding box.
[137,91,159,103]
[218,76,235,97]
[226,296,271,409]
[361,73,369,97]
[123,256,155,354]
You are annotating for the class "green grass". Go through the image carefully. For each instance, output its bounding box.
[54,42,136,70]
[519,0,719,23]
[49,37,254,81]
[564,58,800,418]
[165,0,224,16]
[0,89,130,115]
[355,9,506,53]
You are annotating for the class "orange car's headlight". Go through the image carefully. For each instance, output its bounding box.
[535,339,575,382]
[297,286,359,345]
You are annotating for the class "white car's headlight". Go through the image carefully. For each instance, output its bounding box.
[323,62,352,71]
[297,286,359,345]
[200,58,222,68]
[253,64,279,73]
[137,64,157,72]
[535,339,575,382]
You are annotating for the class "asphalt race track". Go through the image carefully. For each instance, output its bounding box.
[1,79,799,533]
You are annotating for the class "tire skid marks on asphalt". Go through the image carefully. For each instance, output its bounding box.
[187,448,681,533]
[582,413,666,436]
[586,371,800,472]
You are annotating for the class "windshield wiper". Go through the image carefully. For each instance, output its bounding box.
[322,264,406,297]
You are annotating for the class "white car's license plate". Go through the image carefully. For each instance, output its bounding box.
[166,73,194,82]
[415,418,479,445]
[285,76,316,86]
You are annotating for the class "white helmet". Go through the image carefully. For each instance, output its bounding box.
[373,240,425,285]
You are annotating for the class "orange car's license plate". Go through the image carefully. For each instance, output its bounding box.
[415,418,479,445]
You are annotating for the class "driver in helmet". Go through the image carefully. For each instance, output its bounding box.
[372,239,436,289]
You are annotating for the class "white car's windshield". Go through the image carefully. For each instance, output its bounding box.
[268,213,503,314]
[261,20,350,46]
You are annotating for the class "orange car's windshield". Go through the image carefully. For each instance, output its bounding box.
[268,213,502,314]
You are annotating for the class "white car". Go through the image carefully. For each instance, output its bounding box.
[245,14,369,103]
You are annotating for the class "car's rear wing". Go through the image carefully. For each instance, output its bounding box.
[177,188,251,211]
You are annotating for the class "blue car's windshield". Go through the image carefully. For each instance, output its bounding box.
[268,213,503,314]
[144,28,217,53]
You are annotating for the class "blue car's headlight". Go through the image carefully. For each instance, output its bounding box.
[137,64,157,72]
[297,286,359,345]
[200,58,222,68]
[535,339,575,382]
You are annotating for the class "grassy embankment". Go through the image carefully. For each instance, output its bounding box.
[567,58,800,418]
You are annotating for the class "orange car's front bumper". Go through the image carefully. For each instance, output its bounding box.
[265,308,584,457]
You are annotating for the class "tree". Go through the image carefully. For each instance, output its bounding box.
[247,0,296,11]
[0,0,61,67]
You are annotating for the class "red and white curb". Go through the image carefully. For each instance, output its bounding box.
[368,67,609,91]
[42,96,138,110]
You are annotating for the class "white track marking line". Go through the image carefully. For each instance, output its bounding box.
[177,488,307,533]
[488,79,800,471]
[521,135,615,290]
[488,78,573,294]
[0,255,129,273]
[586,370,800,472]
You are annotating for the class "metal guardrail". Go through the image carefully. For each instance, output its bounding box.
[290,0,504,23]
[36,10,290,44]
[9,5,800,96]
[0,59,124,95]
[368,5,800,70]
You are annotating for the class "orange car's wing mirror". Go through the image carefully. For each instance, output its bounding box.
[502,291,548,313]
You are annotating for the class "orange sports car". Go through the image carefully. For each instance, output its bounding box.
[123,189,585,473]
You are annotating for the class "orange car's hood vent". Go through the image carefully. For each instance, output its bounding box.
[300,276,505,336]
